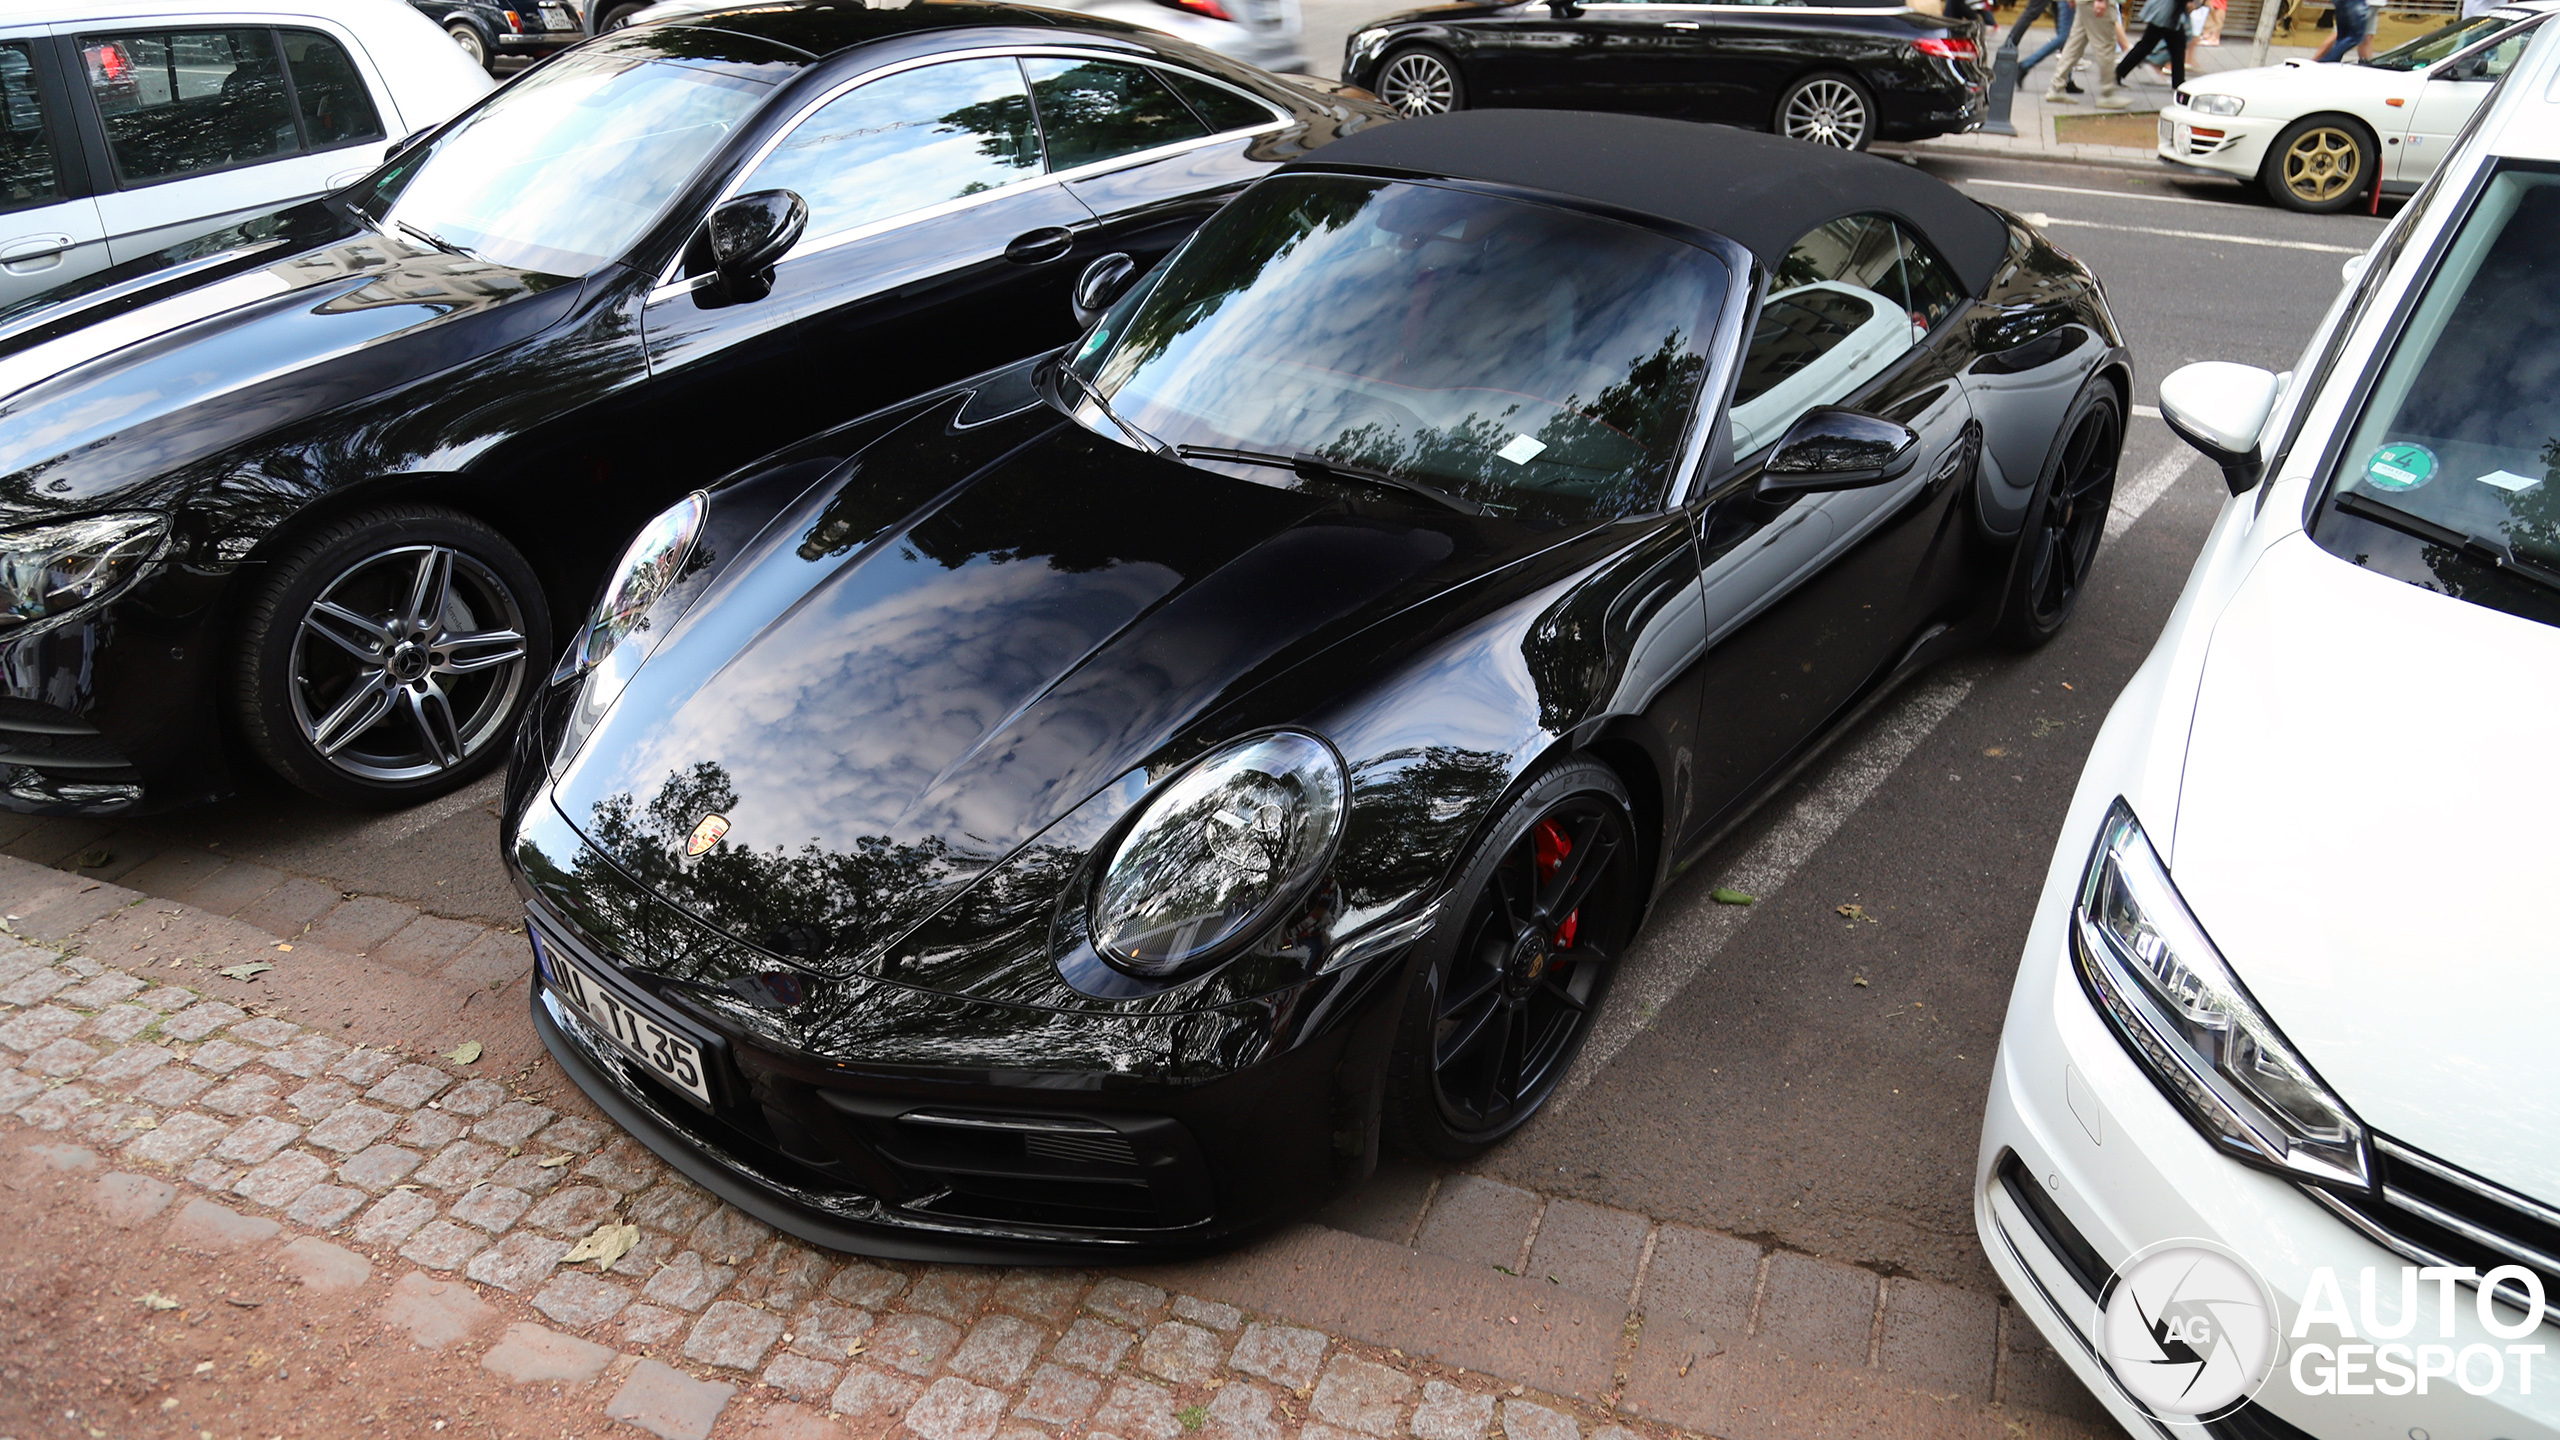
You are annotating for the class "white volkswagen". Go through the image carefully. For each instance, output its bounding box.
[1981,15,2560,1437]
[2157,1,2551,211]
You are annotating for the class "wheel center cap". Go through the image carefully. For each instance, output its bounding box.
[386,643,431,683]
[1505,928,1549,994]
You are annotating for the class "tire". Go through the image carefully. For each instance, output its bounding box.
[447,21,490,69]
[1776,72,1875,150]
[1992,378,2122,651]
[2261,115,2371,213]
[596,1,650,29]
[1384,757,1644,1161]
[1375,46,1464,117]
[231,504,549,810]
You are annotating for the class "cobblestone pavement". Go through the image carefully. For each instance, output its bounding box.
[0,844,2111,1440]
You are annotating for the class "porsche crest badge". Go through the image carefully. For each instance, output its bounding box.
[685,814,730,858]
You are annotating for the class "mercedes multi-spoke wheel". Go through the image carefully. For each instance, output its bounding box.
[1776,73,1873,150]
[1387,759,1642,1158]
[2264,116,2370,213]
[1377,47,1463,117]
[1995,381,2121,650]
[235,505,549,808]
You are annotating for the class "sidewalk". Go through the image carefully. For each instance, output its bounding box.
[0,840,2117,1440]
[1885,31,2319,168]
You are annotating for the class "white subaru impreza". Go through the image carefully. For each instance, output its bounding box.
[1981,18,2560,1438]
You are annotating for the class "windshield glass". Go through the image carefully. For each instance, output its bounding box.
[1072,175,1730,525]
[2363,12,2512,69]
[357,50,770,275]
[2311,164,2560,626]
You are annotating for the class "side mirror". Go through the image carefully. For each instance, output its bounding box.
[2158,361,2281,495]
[1754,408,1921,498]
[1072,253,1138,329]
[705,189,807,304]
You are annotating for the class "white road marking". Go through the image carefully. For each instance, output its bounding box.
[2036,216,2363,255]
[2106,445,2201,543]
[2132,403,2163,420]
[1966,176,2238,209]
[1554,668,1980,1111]
[370,771,508,846]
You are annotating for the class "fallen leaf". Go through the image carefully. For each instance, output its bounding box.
[226,1297,261,1308]
[1853,977,1870,987]
[74,847,112,868]
[140,1292,181,1310]
[216,962,273,981]
[560,1220,640,1273]
[847,1339,866,1357]
[1836,904,1873,923]
[193,1361,215,1375]
[446,1041,483,1065]
[1709,887,1755,906]
[275,943,293,952]
[536,1153,575,1168]
[1982,746,2007,757]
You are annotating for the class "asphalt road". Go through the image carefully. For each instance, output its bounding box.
[106,153,2381,1294]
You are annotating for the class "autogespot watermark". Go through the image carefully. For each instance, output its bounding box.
[2089,1241,2550,1421]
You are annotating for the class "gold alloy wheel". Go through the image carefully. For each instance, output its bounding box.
[2281,125,2362,204]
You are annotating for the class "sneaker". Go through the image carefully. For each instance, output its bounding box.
[2065,78,2084,93]
[2094,88,2133,108]
[2042,88,2073,103]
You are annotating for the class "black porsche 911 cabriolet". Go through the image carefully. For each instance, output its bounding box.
[503,110,2128,1259]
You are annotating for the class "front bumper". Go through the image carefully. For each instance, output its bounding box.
[2155,104,2279,182]
[0,566,236,816]
[1978,919,2560,1438]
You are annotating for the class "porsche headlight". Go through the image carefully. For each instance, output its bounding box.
[2074,800,2366,1186]
[573,492,704,674]
[0,513,168,634]
[1090,732,1346,978]
[2187,92,2245,116]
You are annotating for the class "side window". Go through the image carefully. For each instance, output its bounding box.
[1,42,61,214]
[1730,214,1925,455]
[81,29,297,185]
[1158,70,1276,134]
[1893,224,1967,331]
[738,58,1040,244]
[1023,59,1208,171]
[281,29,382,149]
[2472,27,2535,79]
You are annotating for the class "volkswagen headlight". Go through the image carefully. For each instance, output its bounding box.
[0,513,168,634]
[2074,800,2366,1186]
[553,493,704,770]
[2187,92,2245,116]
[1089,732,1346,978]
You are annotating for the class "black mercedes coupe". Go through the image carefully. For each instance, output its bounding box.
[504,111,2127,1259]
[1343,0,1989,149]
[0,1,1383,816]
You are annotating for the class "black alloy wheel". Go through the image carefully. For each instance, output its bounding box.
[447,21,490,69]
[1775,72,1874,150]
[1994,381,2121,649]
[1387,759,1641,1159]
[233,505,549,808]
[1376,47,1464,117]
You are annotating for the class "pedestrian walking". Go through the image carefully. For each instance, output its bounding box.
[2042,0,2128,105]
[2017,0,2082,89]
[2116,0,2189,89]
[2317,0,2373,60]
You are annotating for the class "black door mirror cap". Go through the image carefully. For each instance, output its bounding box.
[705,189,808,305]
[1753,407,1922,498]
[1072,253,1139,330]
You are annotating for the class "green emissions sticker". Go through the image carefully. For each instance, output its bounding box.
[2363,441,2438,492]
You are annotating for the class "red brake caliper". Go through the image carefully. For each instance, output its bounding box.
[1530,819,1580,950]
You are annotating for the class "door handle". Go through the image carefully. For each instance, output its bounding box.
[0,234,73,265]
[1004,228,1075,266]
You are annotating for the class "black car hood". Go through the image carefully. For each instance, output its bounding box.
[0,209,581,516]
[549,400,1562,973]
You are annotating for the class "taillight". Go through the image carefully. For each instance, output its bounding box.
[87,42,132,82]
[1915,36,1979,59]
[503,9,525,31]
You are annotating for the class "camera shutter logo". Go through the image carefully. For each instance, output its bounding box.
[2095,1241,2281,1419]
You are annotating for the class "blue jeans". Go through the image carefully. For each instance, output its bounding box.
[2317,0,2370,59]
[2023,1,2074,71]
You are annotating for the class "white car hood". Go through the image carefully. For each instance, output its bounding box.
[2188,60,2416,104]
[2171,532,2560,1203]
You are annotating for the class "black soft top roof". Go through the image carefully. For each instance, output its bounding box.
[1293,110,2012,297]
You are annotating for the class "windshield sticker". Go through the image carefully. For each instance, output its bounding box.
[2476,467,2543,493]
[1496,434,1548,466]
[2361,441,2437,492]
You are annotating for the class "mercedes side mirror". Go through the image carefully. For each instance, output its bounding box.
[1072,253,1139,329]
[1755,408,1921,498]
[2159,361,2281,495]
[705,189,807,305]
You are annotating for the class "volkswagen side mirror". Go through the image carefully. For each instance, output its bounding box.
[705,189,807,305]
[1072,253,1138,329]
[1755,408,1921,498]
[2159,361,2281,495]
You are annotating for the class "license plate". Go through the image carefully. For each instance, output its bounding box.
[541,6,578,30]
[546,948,711,1105]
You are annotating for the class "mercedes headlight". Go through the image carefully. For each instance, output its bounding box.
[0,513,168,634]
[1089,732,1346,978]
[553,493,704,769]
[2074,799,2366,1186]
[2187,92,2245,116]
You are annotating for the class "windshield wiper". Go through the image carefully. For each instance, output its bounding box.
[2335,491,2560,596]
[1046,360,1173,458]
[393,220,470,257]
[1176,445,1487,517]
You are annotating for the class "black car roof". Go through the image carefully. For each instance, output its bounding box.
[628,0,1131,59]
[1291,110,2011,297]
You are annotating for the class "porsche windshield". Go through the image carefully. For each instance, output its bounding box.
[1072,175,1730,523]
[355,49,772,275]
